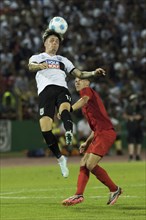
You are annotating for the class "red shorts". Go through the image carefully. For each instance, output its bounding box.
[86,129,117,156]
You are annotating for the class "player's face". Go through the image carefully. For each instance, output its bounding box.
[75,78,89,91]
[44,35,60,53]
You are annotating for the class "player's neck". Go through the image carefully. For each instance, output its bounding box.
[45,49,56,57]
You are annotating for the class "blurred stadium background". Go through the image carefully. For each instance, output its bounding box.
[0,0,146,156]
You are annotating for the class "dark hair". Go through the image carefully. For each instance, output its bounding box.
[42,29,63,43]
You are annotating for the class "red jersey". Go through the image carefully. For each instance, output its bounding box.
[79,87,114,132]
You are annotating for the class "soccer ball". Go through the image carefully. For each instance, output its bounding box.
[48,16,68,35]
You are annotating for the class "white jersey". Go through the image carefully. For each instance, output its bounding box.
[29,52,75,94]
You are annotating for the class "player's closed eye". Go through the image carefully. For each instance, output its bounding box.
[50,38,59,44]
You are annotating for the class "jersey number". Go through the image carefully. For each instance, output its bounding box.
[65,94,71,102]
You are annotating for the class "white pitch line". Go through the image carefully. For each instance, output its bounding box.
[0,187,74,195]
[0,196,58,199]
[93,183,146,189]
[0,195,145,199]
[0,190,25,195]
[0,183,145,195]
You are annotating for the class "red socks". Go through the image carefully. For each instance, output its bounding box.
[75,165,117,195]
[75,166,90,195]
[91,165,117,192]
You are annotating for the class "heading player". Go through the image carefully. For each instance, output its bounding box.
[28,29,105,178]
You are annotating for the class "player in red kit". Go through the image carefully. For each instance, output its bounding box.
[62,78,122,206]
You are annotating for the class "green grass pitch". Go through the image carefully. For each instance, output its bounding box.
[0,160,145,220]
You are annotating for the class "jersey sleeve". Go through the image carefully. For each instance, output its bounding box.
[63,57,75,74]
[80,87,93,99]
[29,55,40,64]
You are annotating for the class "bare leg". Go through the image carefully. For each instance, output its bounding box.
[128,143,134,161]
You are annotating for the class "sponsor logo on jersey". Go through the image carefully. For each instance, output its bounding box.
[45,59,60,69]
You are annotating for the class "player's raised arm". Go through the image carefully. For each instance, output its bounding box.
[71,68,106,79]
[72,96,89,111]
[28,62,49,72]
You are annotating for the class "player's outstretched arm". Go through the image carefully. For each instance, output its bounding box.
[28,62,49,72]
[72,68,106,79]
[72,96,89,111]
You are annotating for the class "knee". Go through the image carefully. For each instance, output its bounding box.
[39,116,53,131]
[86,160,95,171]
[59,103,71,113]
[80,158,86,167]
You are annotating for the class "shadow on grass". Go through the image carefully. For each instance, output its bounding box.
[118,205,146,211]
[66,203,146,212]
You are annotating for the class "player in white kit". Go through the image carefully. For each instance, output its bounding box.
[28,29,105,178]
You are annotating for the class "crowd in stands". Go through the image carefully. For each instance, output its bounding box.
[0,0,146,127]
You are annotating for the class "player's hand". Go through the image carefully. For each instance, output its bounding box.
[39,62,49,70]
[95,68,106,76]
[79,142,88,154]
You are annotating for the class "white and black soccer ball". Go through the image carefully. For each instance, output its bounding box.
[48,17,68,35]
